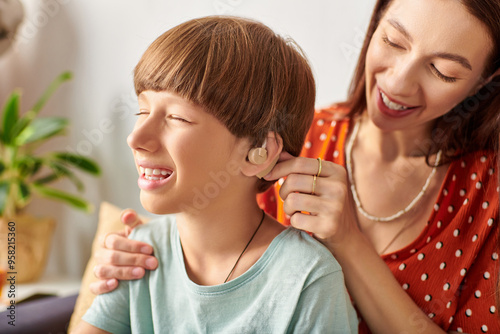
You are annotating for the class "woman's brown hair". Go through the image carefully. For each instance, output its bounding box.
[341,0,500,165]
[134,16,316,192]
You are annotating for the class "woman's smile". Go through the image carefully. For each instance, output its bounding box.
[376,87,420,118]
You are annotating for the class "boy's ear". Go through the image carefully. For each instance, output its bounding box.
[241,132,283,179]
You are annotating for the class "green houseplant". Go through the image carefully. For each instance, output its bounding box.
[0,71,101,282]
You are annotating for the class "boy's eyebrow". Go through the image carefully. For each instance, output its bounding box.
[387,18,472,71]
[137,93,148,103]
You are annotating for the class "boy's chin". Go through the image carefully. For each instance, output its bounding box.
[139,197,178,215]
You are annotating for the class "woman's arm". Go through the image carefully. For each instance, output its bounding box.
[90,210,158,294]
[265,153,446,334]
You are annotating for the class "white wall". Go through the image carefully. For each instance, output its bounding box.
[0,0,375,278]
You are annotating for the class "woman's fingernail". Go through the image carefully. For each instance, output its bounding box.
[132,267,143,277]
[107,279,117,287]
[146,258,157,269]
[141,246,152,254]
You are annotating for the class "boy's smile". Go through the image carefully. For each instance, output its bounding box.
[137,162,174,190]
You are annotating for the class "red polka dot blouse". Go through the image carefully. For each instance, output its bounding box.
[258,106,500,333]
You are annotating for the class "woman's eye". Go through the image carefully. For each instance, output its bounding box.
[430,65,457,83]
[135,111,149,116]
[382,35,404,50]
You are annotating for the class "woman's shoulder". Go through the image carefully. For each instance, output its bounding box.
[301,103,352,161]
[448,149,498,185]
[314,103,351,122]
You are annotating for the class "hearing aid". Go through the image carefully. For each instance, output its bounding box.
[248,140,280,179]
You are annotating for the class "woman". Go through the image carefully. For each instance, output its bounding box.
[93,0,500,332]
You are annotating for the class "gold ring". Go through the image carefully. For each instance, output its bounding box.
[316,158,322,177]
[311,175,317,195]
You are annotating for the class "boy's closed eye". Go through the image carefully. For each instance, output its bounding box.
[167,115,191,123]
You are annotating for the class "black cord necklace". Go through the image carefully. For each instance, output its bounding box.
[224,210,266,283]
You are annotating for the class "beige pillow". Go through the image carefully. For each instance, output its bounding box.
[68,202,149,332]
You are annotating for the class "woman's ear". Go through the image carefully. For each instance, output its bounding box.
[241,132,283,178]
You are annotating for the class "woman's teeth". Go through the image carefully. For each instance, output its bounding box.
[380,91,409,111]
[139,166,172,180]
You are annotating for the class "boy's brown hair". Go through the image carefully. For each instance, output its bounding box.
[134,16,316,192]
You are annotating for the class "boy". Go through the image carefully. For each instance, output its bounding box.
[76,16,357,333]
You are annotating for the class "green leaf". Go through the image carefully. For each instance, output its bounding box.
[15,117,68,145]
[33,161,84,191]
[31,184,93,212]
[0,160,5,176]
[33,173,60,185]
[31,71,72,116]
[9,115,32,143]
[0,181,9,215]
[52,153,101,175]
[17,181,30,204]
[16,156,42,178]
[48,161,85,191]
[1,90,21,144]
[5,72,72,144]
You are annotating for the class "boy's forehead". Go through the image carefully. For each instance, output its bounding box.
[138,90,198,108]
[137,90,217,119]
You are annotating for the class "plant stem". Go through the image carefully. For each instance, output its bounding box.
[2,146,18,218]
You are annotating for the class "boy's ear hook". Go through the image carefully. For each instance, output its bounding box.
[248,140,268,165]
[248,140,279,179]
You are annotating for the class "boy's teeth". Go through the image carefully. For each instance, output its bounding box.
[140,166,172,180]
[381,92,409,111]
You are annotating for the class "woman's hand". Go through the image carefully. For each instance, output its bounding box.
[264,152,359,249]
[89,209,158,295]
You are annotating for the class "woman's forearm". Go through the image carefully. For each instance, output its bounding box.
[330,233,446,334]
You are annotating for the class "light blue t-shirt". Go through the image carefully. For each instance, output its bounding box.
[83,215,358,333]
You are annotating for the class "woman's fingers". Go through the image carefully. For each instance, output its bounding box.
[268,155,354,243]
[94,245,158,270]
[279,161,347,201]
[264,153,323,181]
[93,262,147,280]
[92,232,158,285]
[89,279,119,295]
[279,174,322,199]
[102,233,153,255]
[289,212,342,239]
[121,209,144,236]
[283,192,322,215]
[89,209,155,295]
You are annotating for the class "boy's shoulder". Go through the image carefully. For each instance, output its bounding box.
[272,227,342,277]
[129,214,177,242]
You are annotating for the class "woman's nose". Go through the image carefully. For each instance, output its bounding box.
[385,57,420,98]
[127,118,160,153]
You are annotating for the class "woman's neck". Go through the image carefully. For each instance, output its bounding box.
[358,116,436,160]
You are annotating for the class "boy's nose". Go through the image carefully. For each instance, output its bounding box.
[127,121,160,153]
